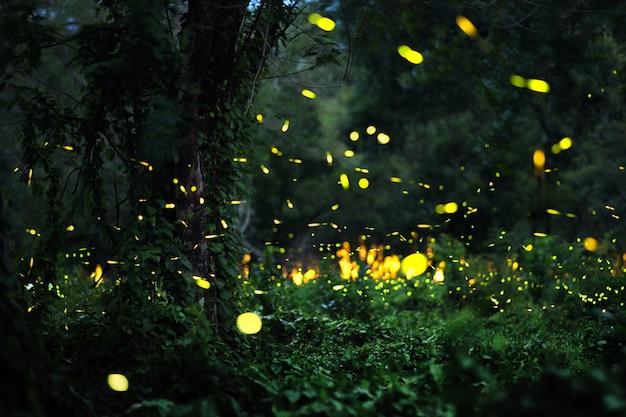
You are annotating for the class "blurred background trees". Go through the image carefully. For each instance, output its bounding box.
[248,0,626,260]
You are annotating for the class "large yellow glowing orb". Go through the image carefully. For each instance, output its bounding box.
[401,253,428,278]
[236,312,262,334]
[107,374,129,392]
[583,237,599,252]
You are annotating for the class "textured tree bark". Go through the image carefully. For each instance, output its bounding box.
[177,0,247,326]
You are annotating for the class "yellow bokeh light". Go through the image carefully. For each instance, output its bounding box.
[308,13,335,31]
[526,78,550,93]
[94,264,103,282]
[281,120,290,132]
[533,149,545,169]
[444,202,458,214]
[301,89,316,99]
[583,237,599,252]
[326,151,333,165]
[195,278,211,289]
[308,13,322,24]
[317,16,336,32]
[339,173,349,189]
[349,131,360,141]
[435,204,446,214]
[377,133,390,144]
[344,149,355,158]
[405,50,423,64]
[510,75,526,88]
[304,269,316,281]
[236,312,262,334]
[107,374,129,392]
[433,268,445,283]
[358,178,370,189]
[66,224,75,232]
[401,253,428,279]
[456,15,478,37]
[366,125,376,135]
[551,144,561,154]
[397,45,411,58]
[397,45,423,64]
[559,137,572,150]
[256,113,263,123]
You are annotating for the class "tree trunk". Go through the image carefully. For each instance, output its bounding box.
[176,0,247,326]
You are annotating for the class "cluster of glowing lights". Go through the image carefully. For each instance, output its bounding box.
[397,45,424,64]
[308,13,335,32]
[510,75,550,93]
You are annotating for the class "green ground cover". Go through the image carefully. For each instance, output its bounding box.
[7,235,626,416]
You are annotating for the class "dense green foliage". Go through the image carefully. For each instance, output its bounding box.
[5,234,626,416]
[2,0,626,416]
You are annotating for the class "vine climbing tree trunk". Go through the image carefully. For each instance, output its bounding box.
[176,0,249,326]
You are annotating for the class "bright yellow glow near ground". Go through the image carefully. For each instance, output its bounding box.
[349,131,360,141]
[236,312,262,334]
[401,253,428,278]
[366,125,376,135]
[583,237,599,252]
[358,178,370,189]
[344,150,355,157]
[107,374,129,392]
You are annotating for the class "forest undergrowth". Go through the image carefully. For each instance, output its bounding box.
[6,235,626,417]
